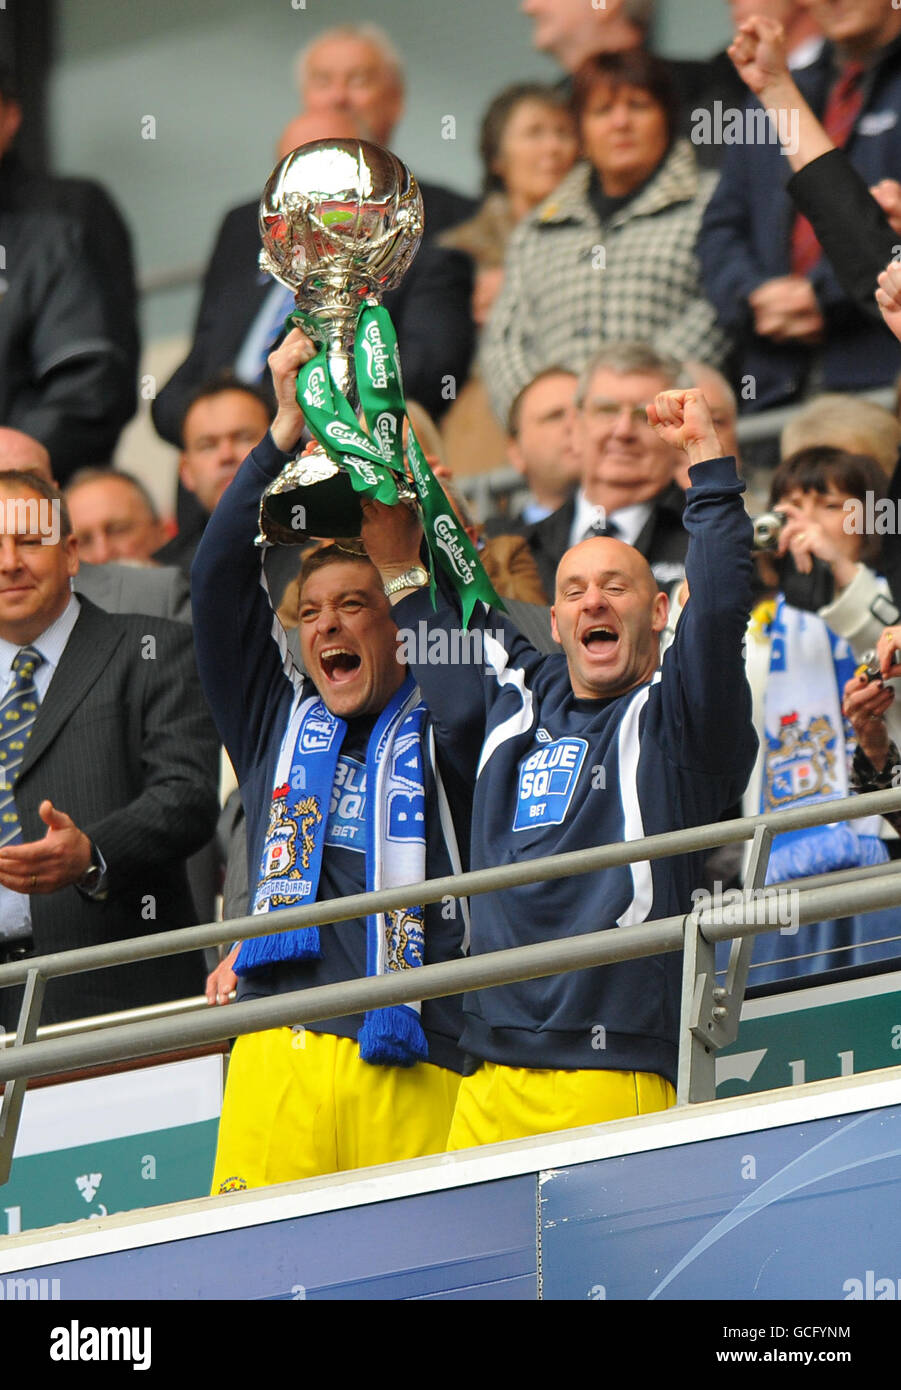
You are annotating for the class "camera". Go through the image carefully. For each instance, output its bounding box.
[751,509,787,552]
[855,650,883,684]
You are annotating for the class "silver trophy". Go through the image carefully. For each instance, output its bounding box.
[255,138,424,543]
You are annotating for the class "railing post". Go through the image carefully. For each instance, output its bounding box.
[676,908,717,1104]
[717,825,773,1046]
[0,968,45,1183]
[676,825,774,1104]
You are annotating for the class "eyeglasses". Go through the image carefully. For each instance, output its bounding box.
[584,399,653,427]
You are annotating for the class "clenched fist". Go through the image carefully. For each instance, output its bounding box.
[646,389,724,466]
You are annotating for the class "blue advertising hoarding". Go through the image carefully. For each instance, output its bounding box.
[539,1105,901,1300]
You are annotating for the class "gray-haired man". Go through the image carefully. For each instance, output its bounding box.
[525,343,688,603]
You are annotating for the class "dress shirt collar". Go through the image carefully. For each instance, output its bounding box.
[570,490,652,549]
[788,36,824,71]
[0,594,80,683]
[521,499,553,526]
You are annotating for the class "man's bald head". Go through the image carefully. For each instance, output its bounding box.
[276,110,361,161]
[550,536,668,699]
[557,536,659,600]
[0,429,53,483]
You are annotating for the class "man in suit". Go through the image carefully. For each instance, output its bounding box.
[0,431,191,623]
[726,12,900,329]
[64,469,168,567]
[686,1,823,170]
[0,471,219,1030]
[486,367,580,535]
[153,376,278,584]
[151,28,476,447]
[526,344,687,604]
[698,0,901,415]
[292,24,475,244]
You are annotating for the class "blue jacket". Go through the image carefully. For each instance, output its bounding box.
[697,38,901,410]
[191,434,470,1070]
[394,456,758,1084]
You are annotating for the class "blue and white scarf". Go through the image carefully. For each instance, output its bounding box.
[760,597,888,883]
[235,673,430,1066]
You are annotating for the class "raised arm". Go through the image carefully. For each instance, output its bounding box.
[728,17,832,173]
[645,390,757,779]
[191,329,315,777]
[731,15,899,322]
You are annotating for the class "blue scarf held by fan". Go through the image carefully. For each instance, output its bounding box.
[760,597,888,883]
[235,673,430,1065]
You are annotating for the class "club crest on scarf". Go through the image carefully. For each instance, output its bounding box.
[385,906,425,971]
[256,784,323,908]
[763,712,839,811]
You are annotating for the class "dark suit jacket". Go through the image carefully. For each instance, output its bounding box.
[698,38,901,410]
[502,598,555,654]
[1,598,220,1028]
[152,179,477,443]
[525,484,688,604]
[73,562,191,623]
[0,155,139,390]
[0,154,138,478]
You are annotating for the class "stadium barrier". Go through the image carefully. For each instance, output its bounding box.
[2,787,901,1183]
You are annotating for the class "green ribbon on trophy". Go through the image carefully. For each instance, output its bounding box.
[288,303,503,626]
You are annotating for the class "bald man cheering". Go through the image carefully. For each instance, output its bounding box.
[362,387,757,1148]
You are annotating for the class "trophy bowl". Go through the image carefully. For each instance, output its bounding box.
[259,139,423,309]
[257,139,424,545]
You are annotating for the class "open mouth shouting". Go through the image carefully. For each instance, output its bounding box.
[319,645,362,685]
[580,624,619,659]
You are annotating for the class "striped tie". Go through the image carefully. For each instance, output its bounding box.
[0,647,43,848]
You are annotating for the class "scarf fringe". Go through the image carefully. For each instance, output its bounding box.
[235,926,321,975]
[358,1005,428,1067]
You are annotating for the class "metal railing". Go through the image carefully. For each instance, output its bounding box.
[3,787,901,1182]
[0,993,210,1050]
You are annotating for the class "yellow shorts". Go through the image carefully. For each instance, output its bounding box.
[211,1026,461,1194]
[447,1061,675,1150]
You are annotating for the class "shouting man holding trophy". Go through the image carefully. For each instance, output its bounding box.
[193,138,498,1190]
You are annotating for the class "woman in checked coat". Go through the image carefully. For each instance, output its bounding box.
[480,48,729,429]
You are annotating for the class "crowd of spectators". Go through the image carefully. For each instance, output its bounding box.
[5,1,901,1188]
